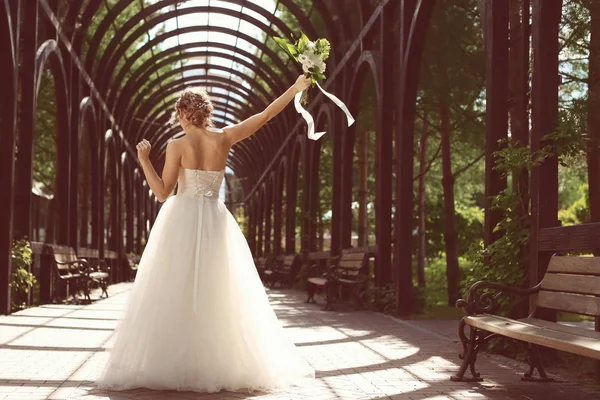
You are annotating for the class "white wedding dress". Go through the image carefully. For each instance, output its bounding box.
[96,168,314,392]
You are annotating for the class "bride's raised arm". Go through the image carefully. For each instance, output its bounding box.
[223,75,311,145]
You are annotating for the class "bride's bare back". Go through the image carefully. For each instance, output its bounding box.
[177,128,229,171]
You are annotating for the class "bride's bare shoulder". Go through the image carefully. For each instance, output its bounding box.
[167,136,186,146]
[207,127,225,134]
[165,137,186,155]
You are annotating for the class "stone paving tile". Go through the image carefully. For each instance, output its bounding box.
[1,282,600,399]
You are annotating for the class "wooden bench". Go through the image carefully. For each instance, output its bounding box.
[44,245,88,301]
[452,254,600,382]
[45,245,110,301]
[307,247,374,310]
[265,254,299,288]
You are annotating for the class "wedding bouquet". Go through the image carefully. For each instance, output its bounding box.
[274,33,355,141]
[274,33,330,104]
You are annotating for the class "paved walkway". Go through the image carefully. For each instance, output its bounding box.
[1,283,600,400]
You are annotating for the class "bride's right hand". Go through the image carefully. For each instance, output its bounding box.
[293,75,312,93]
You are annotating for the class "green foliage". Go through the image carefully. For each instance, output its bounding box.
[33,71,57,196]
[462,140,544,316]
[559,184,590,225]
[463,121,589,318]
[10,238,37,312]
[425,256,474,307]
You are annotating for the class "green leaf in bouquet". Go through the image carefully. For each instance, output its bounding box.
[273,37,299,61]
[300,32,311,44]
[297,32,311,53]
[314,71,327,81]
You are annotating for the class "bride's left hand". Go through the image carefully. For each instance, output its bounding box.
[137,139,151,161]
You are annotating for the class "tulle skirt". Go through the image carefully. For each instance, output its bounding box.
[96,194,314,392]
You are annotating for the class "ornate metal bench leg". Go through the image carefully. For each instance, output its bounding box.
[306,283,316,303]
[451,320,484,382]
[522,344,554,382]
[101,280,108,298]
[84,278,91,301]
[324,281,334,311]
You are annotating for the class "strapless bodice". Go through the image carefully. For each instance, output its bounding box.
[177,168,224,199]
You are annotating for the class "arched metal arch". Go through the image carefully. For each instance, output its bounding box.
[124,64,272,133]
[95,21,293,98]
[92,3,293,79]
[82,0,318,78]
[133,78,280,157]
[110,44,289,118]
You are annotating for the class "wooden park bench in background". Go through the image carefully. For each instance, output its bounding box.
[307,246,376,310]
[41,245,110,303]
[453,253,600,382]
[265,254,299,288]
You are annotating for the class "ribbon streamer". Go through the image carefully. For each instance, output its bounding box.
[295,83,355,141]
[294,91,326,140]
[316,82,356,127]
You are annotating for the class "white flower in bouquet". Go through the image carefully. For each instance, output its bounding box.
[298,53,309,64]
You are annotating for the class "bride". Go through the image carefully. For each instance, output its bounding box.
[96,75,314,393]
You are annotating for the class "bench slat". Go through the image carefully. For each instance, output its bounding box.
[339,260,363,268]
[547,256,600,275]
[541,274,600,296]
[342,253,367,261]
[308,251,329,260]
[520,318,600,341]
[465,314,600,360]
[341,246,375,255]
[537,291,600,317]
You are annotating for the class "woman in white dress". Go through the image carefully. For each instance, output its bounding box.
[96,75,314,393]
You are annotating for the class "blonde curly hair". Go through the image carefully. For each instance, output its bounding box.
[169,87,214,128]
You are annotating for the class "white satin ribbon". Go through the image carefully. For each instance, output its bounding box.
[193,198,204,314]
[294,91,326,140]
[294,82,356,141]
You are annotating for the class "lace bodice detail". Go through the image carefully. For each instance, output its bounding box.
[177,168,224,199]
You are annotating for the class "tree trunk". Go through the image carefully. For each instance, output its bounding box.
[440,105,460,306]
[509,0,531,319]
[417,119,429,288]
[358,129,368,247]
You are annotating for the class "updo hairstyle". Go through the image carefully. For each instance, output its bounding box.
[169,87,214,128]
